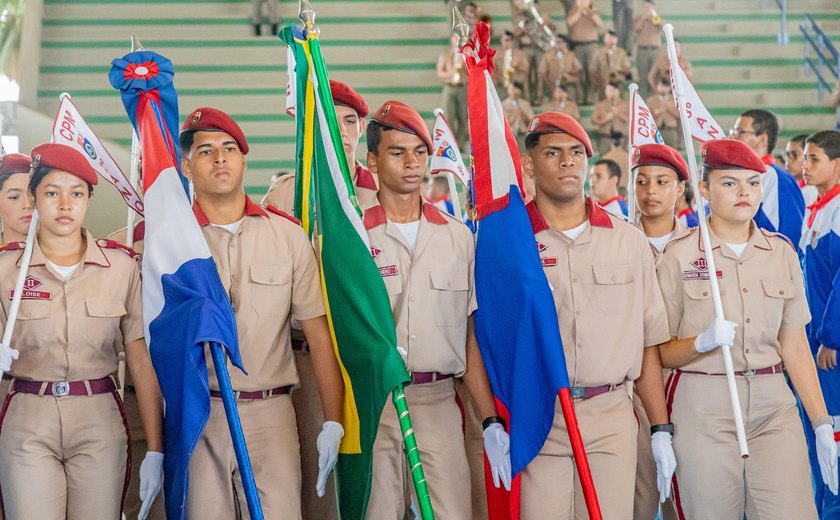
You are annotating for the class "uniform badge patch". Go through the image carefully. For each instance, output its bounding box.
[529,117,539,132]
[536,241,547,253]
[682,256,723,280]
[190,111,202,126]
[9,275,51,300]
[370,246,382,259]
[379,265,398,277]
[541,257,558,267]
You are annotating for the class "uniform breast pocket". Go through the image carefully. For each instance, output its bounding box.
[249,264,292,318]
[683,282,716,331]
[429,270,469,327]
[761,279,794,326]
[85,297,127,345]
[592,263,633,316]
[16,300,52,346]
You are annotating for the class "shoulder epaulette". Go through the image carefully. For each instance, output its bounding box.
[265,205,302,225]
[0,241,24,252]
[761,228,796,251]
[96,239,141,262]
[662,226,697,254]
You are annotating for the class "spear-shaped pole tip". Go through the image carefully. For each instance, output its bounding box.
[299,0,316,28]
[131,35,145,52]
[452,7,469,47]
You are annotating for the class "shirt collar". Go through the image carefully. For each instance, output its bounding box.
[193,196,268,227]
[697,220,771,256]
[526,196,614,234]
[355,164,378,191]
[363,199,448,230]
[24,229,110,269]
[761,154,776,166]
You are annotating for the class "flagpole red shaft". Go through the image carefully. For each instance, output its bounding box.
[558,388,603,520]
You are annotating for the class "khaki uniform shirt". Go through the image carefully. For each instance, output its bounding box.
[194,197,325,391]
[657,224,811,374]
[106,221,145,255]
[0,231,144,382]
[633,16,662,47]
[492,48,530,88]
[542,99,582,122]
[502,98,535,135]
[650,55,692,89]
[567,8,600,42]
[645,94,679,130]
[633,216,690,262]
[527,198,670,387]
[262,163,379,214]
[590,47,632,88]
[363,201,477,376]
[438,48,467,86]
[538,50,583,89]
[591,98,630,136]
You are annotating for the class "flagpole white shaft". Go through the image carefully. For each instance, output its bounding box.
[126,130,140,249]
[445,171,463,222]
[664,23,748,458]
[627,83,638,222]
[0,208,39,379]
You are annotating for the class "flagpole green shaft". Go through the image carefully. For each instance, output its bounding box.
[392,385,436,520]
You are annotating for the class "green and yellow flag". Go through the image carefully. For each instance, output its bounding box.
[280,25,410,519]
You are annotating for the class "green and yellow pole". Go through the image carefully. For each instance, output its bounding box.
[392,385,436,520]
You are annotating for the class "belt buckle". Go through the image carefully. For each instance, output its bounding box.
[570,387,585,399]
[52,381,70,397]
[743,369,756,377]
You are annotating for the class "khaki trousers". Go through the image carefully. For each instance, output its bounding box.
[667,371,817,520]
[123,387,165,520]
[365,378,471,520]
[291,349,337,520]
[442,83,469,148]
[572,42,597,105]
[635,47,660,99]
[456,378,488,520]
[521,387,637,520]
[187,395,301,519]
[0,391,129,520]
[632,389,677,520]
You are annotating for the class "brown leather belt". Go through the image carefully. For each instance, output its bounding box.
[676,362,783,377]
[638,45,660,50]
[11,376,117,397]
[570,383,623,400]
[410,372,453,385]
[572,40,598,46]
[210,386,292,400]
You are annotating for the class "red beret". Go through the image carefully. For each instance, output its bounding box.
[180,107,249,155]
[331,80,369,118]
[525,111,593,157]
[371,100,432,153]
[30,144,99,186]
[701,139,765,173]
[632,144,689,181]
[0,154,32,175]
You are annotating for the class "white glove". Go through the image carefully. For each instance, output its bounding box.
[316,421,344,497]
[651,431,676,503]
[694,318,737,353]
[483,423,512,491]
[0,342,19,372]
[815,424,839,495]
[138,451,164,520]
[396,346,408,365]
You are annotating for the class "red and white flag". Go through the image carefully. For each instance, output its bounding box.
[52,95,144,215]
[629,87,664,147]
[668,59,724,142]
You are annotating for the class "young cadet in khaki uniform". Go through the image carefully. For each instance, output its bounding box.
[632,1,663,99]
[436,36,469,147]
[566,0,604,105]
[493,31,530,99]
[0,144,164,519]
[502,81,535,152]
[543,85,582,123]
[656,139,837,520]
[538,36,583,109]
[511,0,557,104]
[645,80,681,151]
[179,107,345,519]
[519,113,675,519]
[261,81,370,520]
[591,83,629,153]
[647,40,692,95]
[264,80,377,213]
[630,144,690,520]
[361,100,511,519]
[589,29,632,99]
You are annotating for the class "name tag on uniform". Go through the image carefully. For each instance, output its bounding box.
[682,270,723,281]
[9,275,52,300]
[379,265,399,277]
[541,257,558,267]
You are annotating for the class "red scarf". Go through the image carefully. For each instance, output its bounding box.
[761,154,775,166]
[677,208,694,219]
[807,183,840,228]
[599,195,624,206]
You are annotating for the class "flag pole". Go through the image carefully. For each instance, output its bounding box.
[627,83,638,222]
[663,23,748,458]
[393,386,436,520]
[206,341,265,519]
[125,36,144,249]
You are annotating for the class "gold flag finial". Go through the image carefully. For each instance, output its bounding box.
[299,0,318,32]
[131,35,145,52]
[452,7,470,47]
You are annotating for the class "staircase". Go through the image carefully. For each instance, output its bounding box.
[33,0,840,210]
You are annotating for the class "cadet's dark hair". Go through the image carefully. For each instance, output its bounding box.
[180,130,195,154]
[524,133,543,152]
[29,165,94,200]
[805,130,840,160]
[0,171,26,191]
[595,159,621,181]
[366,120,394,155]
[683,182,694,205]
[789,133,809,146]
[740,109,779,154]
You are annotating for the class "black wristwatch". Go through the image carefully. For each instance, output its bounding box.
[650,423,675,436]
[482,416,507,431]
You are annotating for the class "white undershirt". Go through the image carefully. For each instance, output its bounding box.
[393,220,421,253]
[211,217,245,234]
[561,221,588,241]
[648,232,674,252]
[726,241,748,258]
[48,260,81,280]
